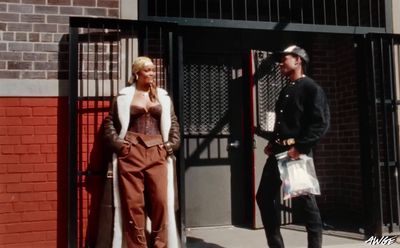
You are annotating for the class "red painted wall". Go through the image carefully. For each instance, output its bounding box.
[0,97,68,247]
[0,97,111,247]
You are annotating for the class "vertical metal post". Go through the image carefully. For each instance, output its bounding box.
[385,0,393,32]
[357,34,384,237]
[387,38,398,232]
[346,0,349,26]
[334,0,337,25]
[219,0,222,19]
[377,0,381,27]
[177,34,186,248]
[168,28,186,246]
[244,0,247,20]
[312,0,315,24]
[276,0,280,22]
[393,37,400,230]
[139,0,149,19]
[370,37,384,235]
[231,0,234,19]
[68,26,78,248]
[369,0,373,27]
[168,31,174,95]
[357,0,361,26]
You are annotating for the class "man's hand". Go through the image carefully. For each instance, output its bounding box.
[287,146,300,160]
[264,143,273,156]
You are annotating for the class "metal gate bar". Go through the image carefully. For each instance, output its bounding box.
[359,33,400,236]
[143,0,388,28]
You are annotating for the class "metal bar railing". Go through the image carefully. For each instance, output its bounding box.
[378,37,393,232]
[68,26,79,248]
[364,34,400,235]
[143,0,387,30]
[369,0,373,27]
[357,0,361,26]
[395,38,400,230]
[370,37,385,234]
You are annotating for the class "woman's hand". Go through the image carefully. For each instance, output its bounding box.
[163,142,174,156]
[118,141,130,157]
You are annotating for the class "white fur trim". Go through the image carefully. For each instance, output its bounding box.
[112,153,123,248]
[157,88,171,143]
[112,85,135,248]
[167,156,180,248]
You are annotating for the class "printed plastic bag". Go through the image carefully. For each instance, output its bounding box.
[276,152,321,200]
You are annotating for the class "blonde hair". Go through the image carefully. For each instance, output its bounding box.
[129,56,158,102]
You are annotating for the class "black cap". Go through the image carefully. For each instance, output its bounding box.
[275,45,309,64]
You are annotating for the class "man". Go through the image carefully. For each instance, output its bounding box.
[256,45,330,248]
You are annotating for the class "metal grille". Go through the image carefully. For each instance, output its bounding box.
[75,27,169,99]
[253,50,288,133]
[68,17,177,247]
[360,34,400,235]
[183,61,230,135]
[146,0,386,28]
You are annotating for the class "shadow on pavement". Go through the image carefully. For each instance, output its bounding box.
[187,237,225,248]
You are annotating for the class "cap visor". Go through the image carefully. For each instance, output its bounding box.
[272,51,289,62]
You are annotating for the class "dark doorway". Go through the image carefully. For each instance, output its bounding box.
[182,51,252,227]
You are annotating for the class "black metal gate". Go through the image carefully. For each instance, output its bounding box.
[358,33,400,236]
[68,17,182,247]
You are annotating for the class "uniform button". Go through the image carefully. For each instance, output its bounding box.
[280,109,283,113]
[285,94,289,98]
[291,82,295,85]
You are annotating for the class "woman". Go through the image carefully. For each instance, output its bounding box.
[103,56,180,248]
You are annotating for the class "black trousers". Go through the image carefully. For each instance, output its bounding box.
[256,155,322,248]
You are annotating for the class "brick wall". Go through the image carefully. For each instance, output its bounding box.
[311,34,363,221]
[0,0,119,80]
[0,0,120,247]
[0,97,68,247]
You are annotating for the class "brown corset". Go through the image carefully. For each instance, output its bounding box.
[128,104,162,135]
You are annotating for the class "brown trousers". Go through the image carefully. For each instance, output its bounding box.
[118,131,168,248]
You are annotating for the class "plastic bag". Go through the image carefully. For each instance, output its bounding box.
[276,152,321,200]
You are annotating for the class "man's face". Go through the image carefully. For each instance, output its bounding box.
[279,54,301,76]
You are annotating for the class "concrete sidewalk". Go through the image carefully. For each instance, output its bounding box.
[186,226,395,248]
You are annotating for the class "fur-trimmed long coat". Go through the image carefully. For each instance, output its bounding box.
[103,84,180,248]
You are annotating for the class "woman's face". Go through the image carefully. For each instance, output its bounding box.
[136,62,155,86]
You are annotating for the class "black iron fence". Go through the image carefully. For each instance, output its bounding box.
[358,33,400,236]
[140,0,392,33]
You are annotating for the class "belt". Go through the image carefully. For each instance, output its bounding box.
[125,131,163,148]
[275,138,296,146]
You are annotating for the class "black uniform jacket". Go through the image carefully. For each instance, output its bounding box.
[271,76,330,154]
